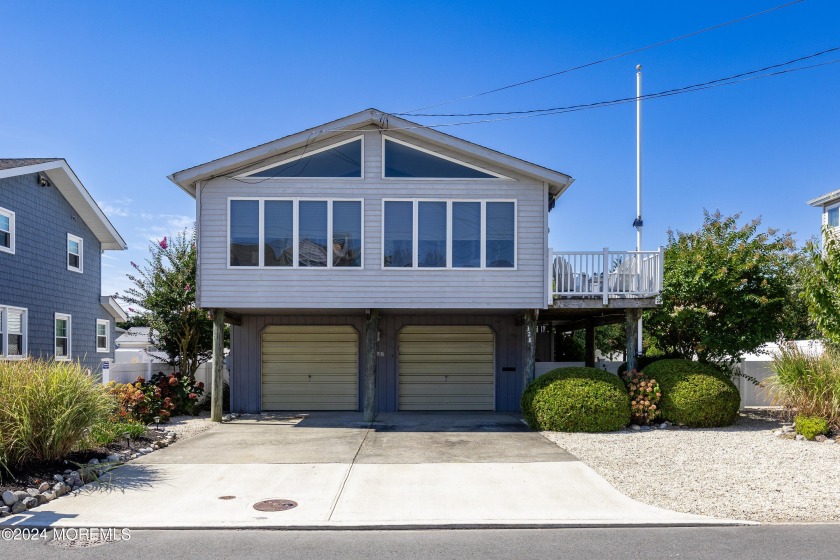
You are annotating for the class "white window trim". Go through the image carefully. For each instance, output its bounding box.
[96,319,110,353]
[0,206,14,255]
[0,305,28,359]
[381,136,512,180]
[55,313,72,361]
[227,197,365,270]
[235,135,365,179]
[67,233,83,273]
[381,198,517,270]
[826,202,840,228]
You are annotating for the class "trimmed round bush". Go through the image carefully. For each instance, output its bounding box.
[521,367,631,432]
[642,359,740,427]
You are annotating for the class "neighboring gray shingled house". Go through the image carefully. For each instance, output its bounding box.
[0,158,127,373]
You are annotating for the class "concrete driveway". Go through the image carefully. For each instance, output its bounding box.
[2,413,745,529]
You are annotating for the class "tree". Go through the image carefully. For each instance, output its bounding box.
[801,228,840,347]
[645,210,794,366]
[120,229,214,377]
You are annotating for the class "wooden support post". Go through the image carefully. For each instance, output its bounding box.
[625,309,642,372]
[585,318,596,368]
[211,309,225,423]
[364,309,379,423]
[524,310,537,386]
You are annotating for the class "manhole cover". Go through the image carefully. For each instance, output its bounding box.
[218,495,236,500]
[253,499,298,512]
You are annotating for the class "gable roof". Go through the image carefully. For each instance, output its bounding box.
[0,158,127,250]
[808,188,840,207]
[168,108,574,200]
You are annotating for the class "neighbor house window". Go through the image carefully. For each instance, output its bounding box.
[382,199,516,269]
[0,207,14,254]
[229,198,363,268]
[67,234,83,273]
[239,137,363,178]
[55,313,71,360]
[96,319,110,352]
[383,137,503,179]
[0,306,27,358]
[828,204,839,228]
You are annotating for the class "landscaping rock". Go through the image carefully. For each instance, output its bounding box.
[53,483,67,497]
[796,434,806,441]
[630,424,641,431]
[26,488,40,498]
[139,447,153,453]
[1,491,17,507]
[640,425,651,431]
[106,454,120,463]
[43,492,56,502]
[0,505,9,517]
[11,502,27,514]
[38,482,51,493]
[54,474,65,482]
[36,493,49,505]
[13,491,29,502]
[815,435,827,443]
[88,458,100,465]
[21,497,38,509]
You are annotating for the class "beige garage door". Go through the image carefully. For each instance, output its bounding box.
[398,326,495,411]
[261,326,358,411]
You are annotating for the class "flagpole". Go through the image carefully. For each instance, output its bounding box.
[635,64,644,356]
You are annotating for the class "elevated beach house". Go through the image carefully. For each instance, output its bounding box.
[169,109,662,417]
[0,158,127,373]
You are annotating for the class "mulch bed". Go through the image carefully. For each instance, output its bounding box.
[0,429,167,494]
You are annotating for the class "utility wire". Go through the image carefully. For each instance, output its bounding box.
[320,57,840,133]
[396,0,808,115]
[398,46,840,117]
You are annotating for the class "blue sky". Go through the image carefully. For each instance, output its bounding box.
[1,1,838,298]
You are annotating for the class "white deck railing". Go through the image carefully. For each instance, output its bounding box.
[549,248,664,305]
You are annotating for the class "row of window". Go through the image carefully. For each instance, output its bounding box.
[238,136,505,180]
[228,199,516,269]
[0,306,109,359]
[0,206,84,273]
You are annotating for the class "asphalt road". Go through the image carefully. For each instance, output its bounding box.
[1,526,838,560]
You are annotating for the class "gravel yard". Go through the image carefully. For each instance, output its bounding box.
[165,412,218,440]
[542,410,840,523]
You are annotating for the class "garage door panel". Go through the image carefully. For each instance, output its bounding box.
[399,326,495,411]
[261,325,358,411]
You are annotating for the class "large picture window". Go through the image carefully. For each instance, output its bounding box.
[0,306,27,358]
[382,199,516,269]
[229,198,363,268]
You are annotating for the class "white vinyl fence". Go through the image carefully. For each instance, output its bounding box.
[103,361,228,388]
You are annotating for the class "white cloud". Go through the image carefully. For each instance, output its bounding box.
[97,197,133,217]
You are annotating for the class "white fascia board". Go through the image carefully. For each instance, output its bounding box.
[0,160,127,250]
[100,296,128,322]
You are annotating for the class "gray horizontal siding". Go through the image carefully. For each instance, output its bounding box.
[198,128,548,309]
[229,311,523,414]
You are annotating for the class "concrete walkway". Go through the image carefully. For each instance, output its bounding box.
[1,413,750,529]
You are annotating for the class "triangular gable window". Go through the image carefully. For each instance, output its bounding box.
[243,137,362,178]
[384,138,501,179]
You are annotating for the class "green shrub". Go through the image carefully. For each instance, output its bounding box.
[521,367,631,432]
[624,370,662,425]
[0,359,113,475]
[78,419,148,449]
[642,359,740,427]
[794,415,830,440]
[766,344,840,432]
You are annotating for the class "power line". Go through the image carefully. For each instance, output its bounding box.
[396,0,808,115]
[318,57,840,133]
[395,46,840,118]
